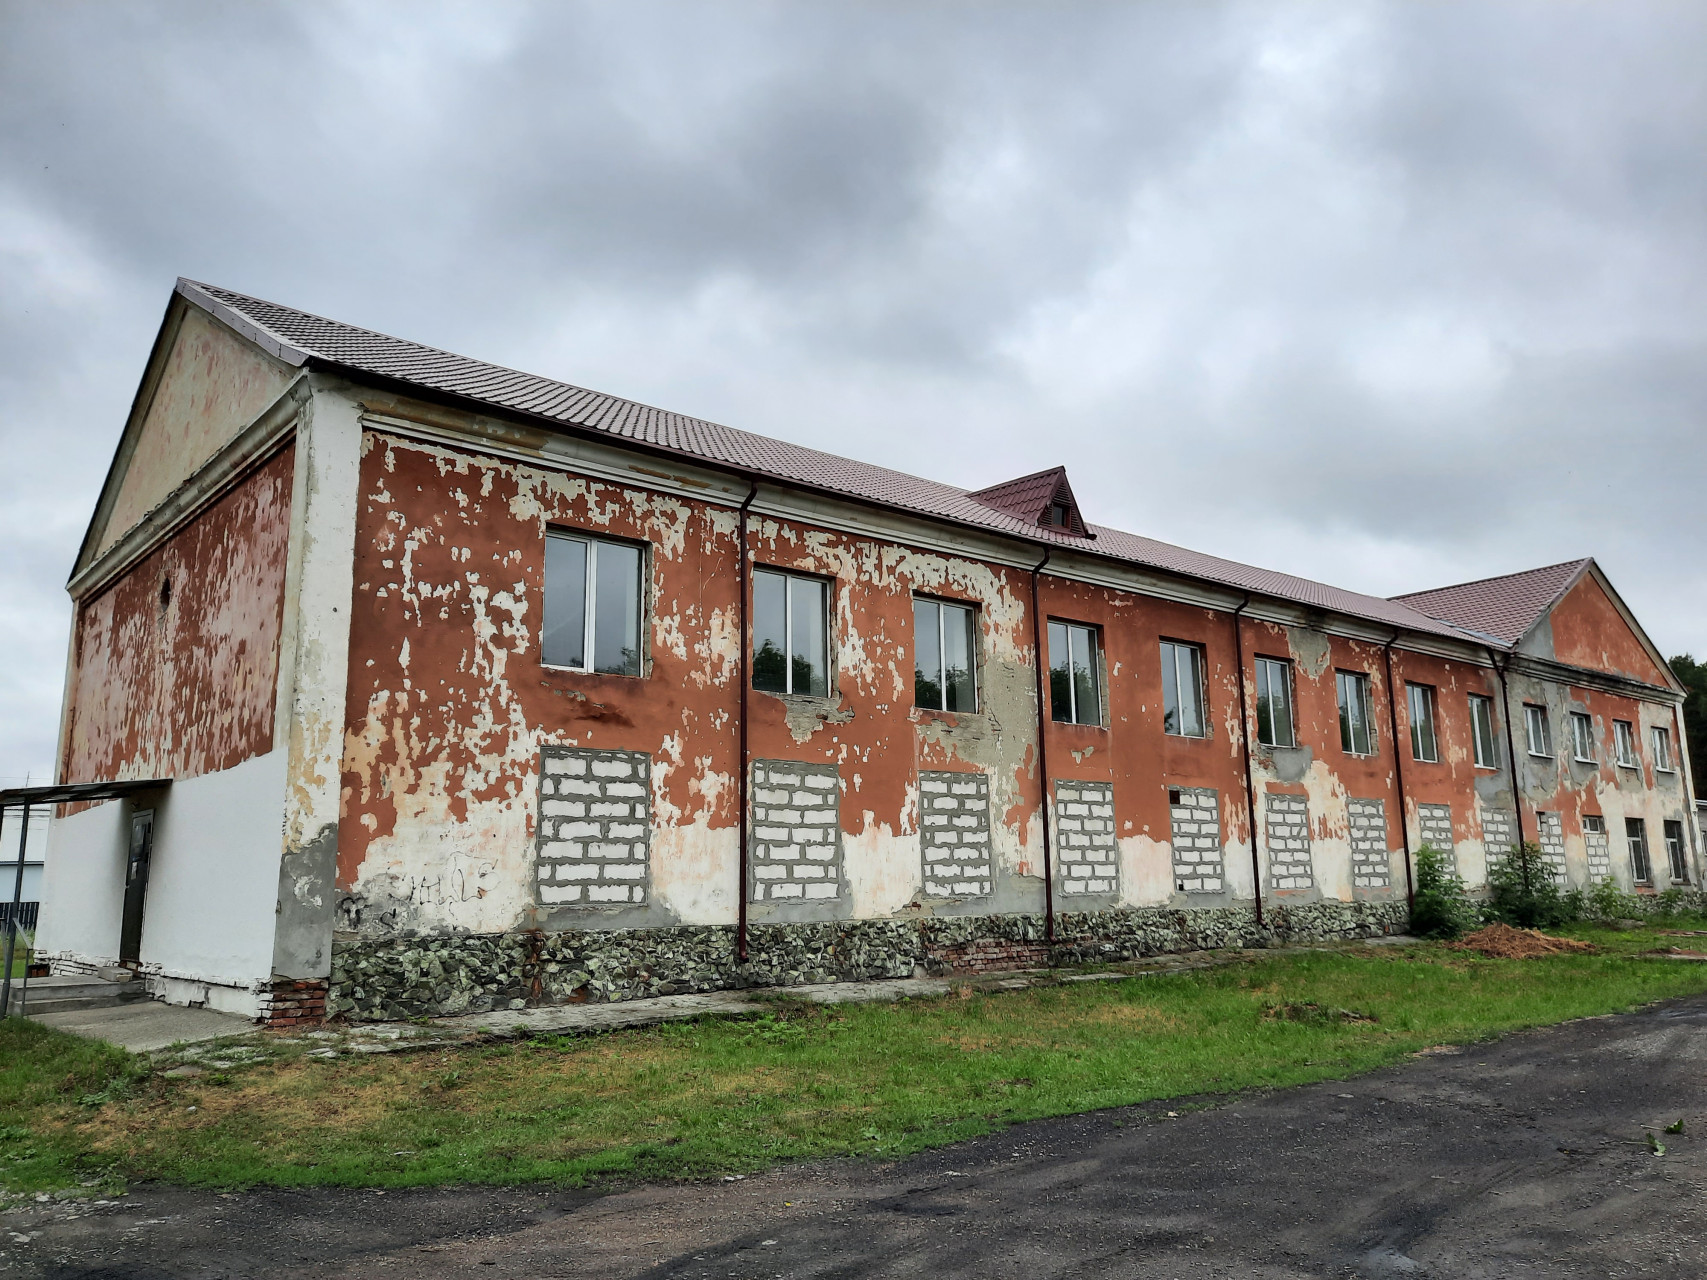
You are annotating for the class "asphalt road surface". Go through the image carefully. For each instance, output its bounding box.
[6,993,1706,1279]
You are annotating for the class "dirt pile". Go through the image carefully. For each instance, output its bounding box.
[1447,924,1597,959]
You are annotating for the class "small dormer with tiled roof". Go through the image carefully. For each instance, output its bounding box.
[966,466,1093,538]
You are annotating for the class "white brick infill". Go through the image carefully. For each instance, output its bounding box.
[1266,792,1313,891]
[750,760,842,902]
[919,771,993,899]
[1055,779,1118,896]
[1169,787,1223,893]
[536,747,652,906]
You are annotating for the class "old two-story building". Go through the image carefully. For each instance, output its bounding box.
[37,280,1698,1023]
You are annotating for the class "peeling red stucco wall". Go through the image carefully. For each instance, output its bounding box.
[62,444,295,787]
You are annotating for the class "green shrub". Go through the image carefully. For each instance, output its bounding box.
[1484,841,1579,930]
[1409,843,1474,939]
[1584,875,1632,921]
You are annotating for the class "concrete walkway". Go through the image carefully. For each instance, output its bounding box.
[30,1000,253,1052]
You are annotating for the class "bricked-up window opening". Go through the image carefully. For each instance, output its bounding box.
[1523,703,1552,759]
[1652,726,1676,772]
[1469,694,1499,768]
[1627,817,1652,884]
[1665,819,1689,882]
[1614,719,1639,768]
[753,568,830,697]
[914,597,977,712]
[1407,683,1440,762]
[1582,813,1610,879]
[1049,621,1102,725]
[1337,671,1376,756]
[1570,712,1595,763]
[1160,640,1207,738]
[1255,657,1295,747]
[543,531,643,676]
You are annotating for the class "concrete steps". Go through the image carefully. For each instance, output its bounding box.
[15,970,152,1017]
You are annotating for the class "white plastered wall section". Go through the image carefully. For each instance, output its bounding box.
[134,752,289,1015]
[36,801,128,964]
[40,760,287,1017]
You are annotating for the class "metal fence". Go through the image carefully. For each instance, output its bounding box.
[0,901,39,932]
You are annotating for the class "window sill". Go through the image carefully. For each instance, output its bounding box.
[1527,752,1554,761]
[1052,720,1108,732]
[1616,762,1641,771]
[541,662,643,680]
[1571,756,1595,765]
[1472,763,1499,772]
[1164,732,1213,743]
[1657,767,1678,775]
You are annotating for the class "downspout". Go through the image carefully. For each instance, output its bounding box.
[1231,596,1264,928]
[1028,550,1056,944]
[1,804,29,1018]
[1489,647,1528,848]
[734,481,760,963]
[1381,635,1415,911]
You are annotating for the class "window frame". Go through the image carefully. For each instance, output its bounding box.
[1568,711,1594,763]
[1613,719,1639,769]
[912,594,979,713]
[541,528,647,677]
[1048,619,1104,727]
[1627,817,1652,885]
[1523,703,1553,759]
[1254,656,1296,748]
[1665,819,1689,883]
[1336,670,1377,757]
[1582,814,1606,837]
[1652,725,1676,773]
[751,565,834,698]
[1159,639,1209,739]
[1407,682,1440,764]
[1468,693,1499,769]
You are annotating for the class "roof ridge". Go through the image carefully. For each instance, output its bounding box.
[173,281,1486,645]
[1392,557,1593,602]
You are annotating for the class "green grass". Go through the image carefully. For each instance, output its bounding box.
[6,920,1707,1197]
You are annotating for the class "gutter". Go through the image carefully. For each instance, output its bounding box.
[1231,596,1264,928]
[734,480,760,963]
[1028,550,1056,944]
[1382,634,1415,911]
[1489,647,1528,848]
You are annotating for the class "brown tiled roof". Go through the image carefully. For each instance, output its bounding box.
[1393,559,1593,646]
[178,279,1478,644]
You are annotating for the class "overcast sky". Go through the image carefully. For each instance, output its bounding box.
[3,0,1704,787]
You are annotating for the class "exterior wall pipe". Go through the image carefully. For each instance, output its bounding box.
[1230,597,1263,928]
[734,480,760,963]
[1028,549,1056,944]
[1,803,30,1017]
[1381,635,1415,911]
[1671,700,1703,880]
[1489,647,1529,849]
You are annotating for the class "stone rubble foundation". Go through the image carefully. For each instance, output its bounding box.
[327,899,1410,1022]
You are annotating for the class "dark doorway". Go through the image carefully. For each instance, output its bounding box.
[119,809,154,963]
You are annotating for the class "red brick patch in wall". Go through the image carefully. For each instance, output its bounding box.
[260,978,328,1028]
[927,939,1052,975]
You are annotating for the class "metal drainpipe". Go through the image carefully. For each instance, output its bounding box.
[1,803,29,1018]
[1489,647,1528,848]
[1382,635,1415,911]
[734,481,760,964]
[1028,550,1056,945]
[1231,597,1263,928]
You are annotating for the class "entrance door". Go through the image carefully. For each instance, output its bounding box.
[119,810,154,964]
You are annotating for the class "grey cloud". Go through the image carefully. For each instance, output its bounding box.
[2,0,1705,784]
